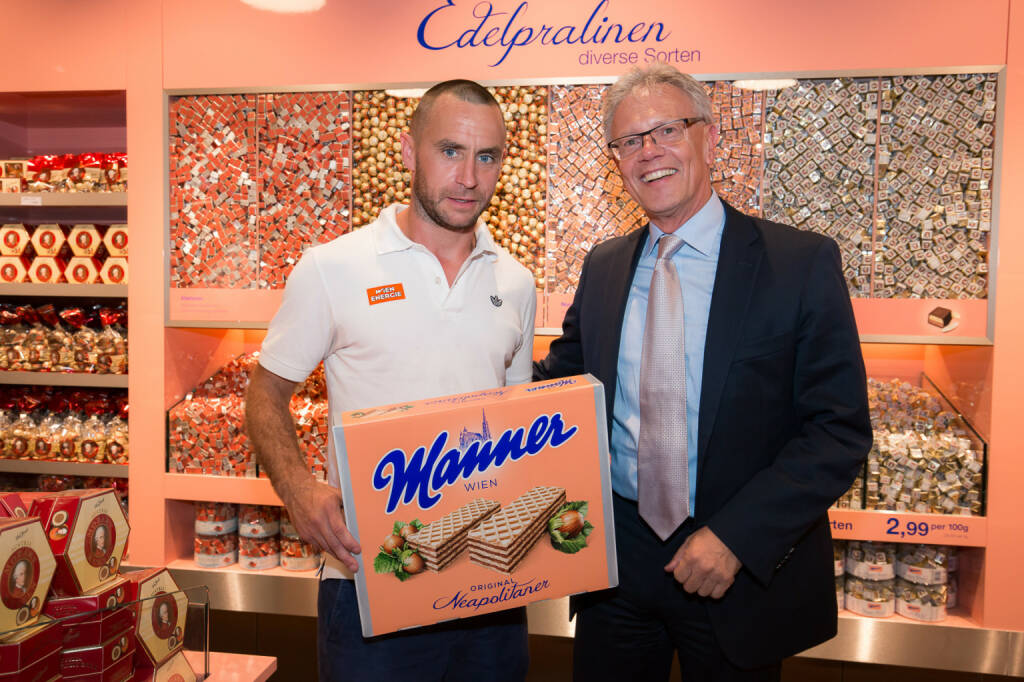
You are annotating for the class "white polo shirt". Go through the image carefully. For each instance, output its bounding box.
[259,203,537,578]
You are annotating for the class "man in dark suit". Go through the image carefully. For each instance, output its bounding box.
[535,63,872,681]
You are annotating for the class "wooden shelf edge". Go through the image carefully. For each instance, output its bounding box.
[0,371,128,387]
[828,509,986,547]
[166,558,317,580]
[163,473,281,505]
[165,320,269,330]
[0,283,128,297]
[0,459,128,477]
[0,192,128,207]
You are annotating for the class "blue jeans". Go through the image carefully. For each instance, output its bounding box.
[317,579,529,682]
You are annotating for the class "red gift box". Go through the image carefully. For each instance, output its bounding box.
[60,620,134,679]
[27,257,65,284]
[45,576,130,619]
[99,258,128,285]
[103,226,128,258]
[119,569,186,667]
[29,225,65,258]
[0,518,57,632]
[129,649,195,682]
[56,604,137,650]
[68,226,103,258]
[0,225,29,256]
[0,256,28,283]
[0,494,28,520]
[29,490,130,597]
[0,616,60,673]
[0,639,60,681]
[65,257,102,285]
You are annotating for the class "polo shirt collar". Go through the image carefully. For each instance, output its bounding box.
[373,203,498,260]
[644,192,724,258]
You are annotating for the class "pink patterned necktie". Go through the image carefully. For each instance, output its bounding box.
[637,233,689,541]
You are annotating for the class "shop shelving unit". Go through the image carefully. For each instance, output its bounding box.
[0,89,130,485]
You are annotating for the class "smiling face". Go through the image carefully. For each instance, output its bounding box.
[401,93,506,234]
[610,84,718,232]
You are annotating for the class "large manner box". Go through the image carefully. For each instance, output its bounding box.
[333,374,616,637]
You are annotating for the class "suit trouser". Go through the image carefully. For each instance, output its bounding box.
[572,494,781,682]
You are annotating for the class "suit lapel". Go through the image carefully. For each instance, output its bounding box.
[697,204,763,464]
[597,226,648,428]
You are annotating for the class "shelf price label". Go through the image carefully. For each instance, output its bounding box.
[19,195,42,206]
[828,510,985,546]
[885,517,934,539]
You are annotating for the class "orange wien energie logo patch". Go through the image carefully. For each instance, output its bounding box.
[367,283,406,305]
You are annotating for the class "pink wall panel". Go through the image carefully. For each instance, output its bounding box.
[161,0,1009,89]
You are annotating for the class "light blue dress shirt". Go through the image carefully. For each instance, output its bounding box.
[610,192,725,515]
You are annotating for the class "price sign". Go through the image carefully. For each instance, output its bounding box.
[828,510,985,546]
[885,517,932,539]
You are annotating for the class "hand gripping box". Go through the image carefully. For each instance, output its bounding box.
[0,518,57,632]
[121,569,187,667]
[333,375,616,636]
[30,489,130,597]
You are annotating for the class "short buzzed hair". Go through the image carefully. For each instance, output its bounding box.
[601,63,713,143]
[410,80,503,137]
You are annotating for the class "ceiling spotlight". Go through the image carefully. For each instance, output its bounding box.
[384,89,429,99]
[732,78,798,91]
[240,0,325,13]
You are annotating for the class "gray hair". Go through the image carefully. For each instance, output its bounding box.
[601,63,713,143]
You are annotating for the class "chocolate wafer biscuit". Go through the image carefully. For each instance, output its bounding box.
[468,486,566,573]
[406,498,500,572]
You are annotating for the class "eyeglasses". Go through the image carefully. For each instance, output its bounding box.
[607,117,705,160]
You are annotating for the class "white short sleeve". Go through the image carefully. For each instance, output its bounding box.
[259,251,335,383]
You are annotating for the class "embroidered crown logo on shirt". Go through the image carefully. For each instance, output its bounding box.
[367,283,406,305]
[490,295,503,307]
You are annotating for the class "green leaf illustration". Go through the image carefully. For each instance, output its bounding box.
[374,551,401,575]
[551,534,588,554]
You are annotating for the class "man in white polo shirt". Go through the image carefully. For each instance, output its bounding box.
[246,80,536,682]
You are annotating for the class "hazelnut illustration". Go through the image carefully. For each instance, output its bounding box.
[403,552,425,575]
[399,524,417,540]
[382,534,404,554]
[558,510,584,538]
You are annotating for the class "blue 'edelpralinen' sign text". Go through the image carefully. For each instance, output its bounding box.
[417,0,688,67]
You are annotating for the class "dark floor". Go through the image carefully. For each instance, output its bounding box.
[208,610,1019,681]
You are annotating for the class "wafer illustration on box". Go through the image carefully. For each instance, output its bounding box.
[406,498,500,572]
[468,486,566,574]
[333,375,618,636]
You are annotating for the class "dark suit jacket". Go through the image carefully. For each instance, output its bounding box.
[535,201,872,667]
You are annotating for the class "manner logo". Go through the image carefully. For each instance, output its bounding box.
[372,412,578,513]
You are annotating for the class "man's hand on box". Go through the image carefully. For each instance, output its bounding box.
[664,526,741,599]
[284,477,362,572]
